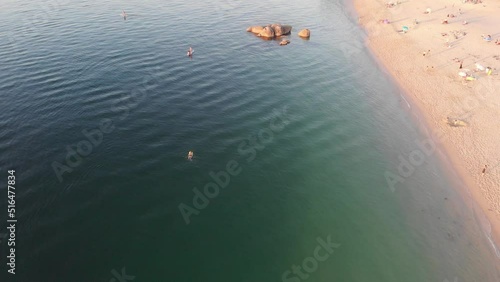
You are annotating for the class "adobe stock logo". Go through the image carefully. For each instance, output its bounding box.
[384,135,438,192]
[281,235,340,282]
[179,106,291,224]
[327,9,366,59]
[109,267,135,282]
[52,68,161,182]
[6,0,63,52]
[385,71,500,192]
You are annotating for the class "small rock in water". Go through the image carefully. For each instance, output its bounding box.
[279,39,290,46]
[298,29,311,38]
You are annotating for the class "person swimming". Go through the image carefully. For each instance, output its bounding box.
[187,151,194,160]
[121,10,127,20]
[187,47,193,56]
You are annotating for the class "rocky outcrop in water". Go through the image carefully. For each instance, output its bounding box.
[246,24,293,38]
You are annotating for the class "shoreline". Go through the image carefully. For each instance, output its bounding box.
[352,0,500,255]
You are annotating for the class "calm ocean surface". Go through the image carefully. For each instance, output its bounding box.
[0,0,499,281]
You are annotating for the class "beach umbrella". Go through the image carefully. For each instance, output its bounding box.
[402,26,409,32]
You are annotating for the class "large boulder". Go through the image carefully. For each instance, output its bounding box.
[271,24,284,36]
[247,24,292,38]
[298,29,311,38]
[270,24,292,37]
[280,25,293,35]
[246,26,264,34]
[258,26,275,38]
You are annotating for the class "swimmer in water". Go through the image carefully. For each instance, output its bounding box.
[187,47,193,56]
[122,10,127,20]
[187,151,194,160]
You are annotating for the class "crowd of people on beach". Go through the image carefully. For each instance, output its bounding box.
[382,1,500,44]
[380,1,500,77]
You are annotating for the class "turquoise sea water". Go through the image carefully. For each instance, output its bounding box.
[0,0,499,281]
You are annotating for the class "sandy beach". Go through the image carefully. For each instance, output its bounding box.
[353,0,500,250]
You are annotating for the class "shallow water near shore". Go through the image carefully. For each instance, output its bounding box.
[0,0,499,281]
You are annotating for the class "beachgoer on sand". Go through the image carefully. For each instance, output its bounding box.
[482,34,492,41]
[482,165,487,175]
